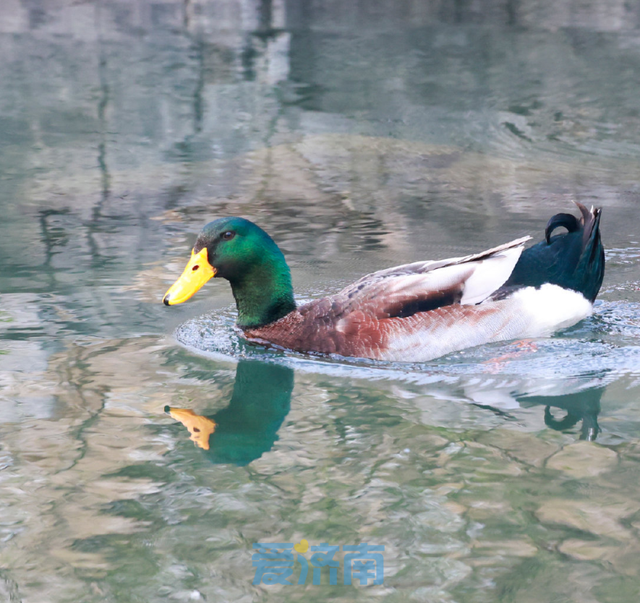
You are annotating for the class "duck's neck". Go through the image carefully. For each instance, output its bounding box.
[228,256,296,329]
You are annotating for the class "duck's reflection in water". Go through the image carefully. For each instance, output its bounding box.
[520,387,603,441]
[474,387,604,440]
[166,360,293,465]
[447,376,607,441]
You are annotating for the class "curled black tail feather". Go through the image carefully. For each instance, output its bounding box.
[502,202,605,303]
[545,213,579,244]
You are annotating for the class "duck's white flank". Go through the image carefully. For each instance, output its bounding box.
[380,284,593,362]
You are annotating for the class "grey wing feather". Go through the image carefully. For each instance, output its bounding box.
[336,236,531,318]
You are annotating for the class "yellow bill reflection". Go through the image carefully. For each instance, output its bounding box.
[165,406,216,450]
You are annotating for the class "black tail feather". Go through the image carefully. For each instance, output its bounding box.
[576,205,605,302]
[545,213,580,244]
[503,202,605,302]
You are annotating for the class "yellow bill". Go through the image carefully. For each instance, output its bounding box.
[163,247,216,305]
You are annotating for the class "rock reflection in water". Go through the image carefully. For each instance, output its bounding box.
[166,360,293,465]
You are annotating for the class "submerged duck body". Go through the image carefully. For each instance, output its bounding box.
[163,203,604,362]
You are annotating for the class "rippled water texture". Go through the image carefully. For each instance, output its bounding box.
[1,1,640,602]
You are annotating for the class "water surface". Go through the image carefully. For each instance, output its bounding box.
[1,1,640,601]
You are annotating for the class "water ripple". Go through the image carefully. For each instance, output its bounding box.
[174,300,640,395]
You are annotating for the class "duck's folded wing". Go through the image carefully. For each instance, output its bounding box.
[337,236,531,320]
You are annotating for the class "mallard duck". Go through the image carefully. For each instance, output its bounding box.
[163,202,604,362]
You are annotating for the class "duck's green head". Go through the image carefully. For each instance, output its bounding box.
[163,217,296,328]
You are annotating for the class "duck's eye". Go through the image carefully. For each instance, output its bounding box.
[192,265,199,272]
[222,231,235,241]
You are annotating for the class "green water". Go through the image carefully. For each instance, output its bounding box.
[1,1,640,601]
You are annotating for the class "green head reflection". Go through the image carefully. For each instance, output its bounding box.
[166,360,293,465]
